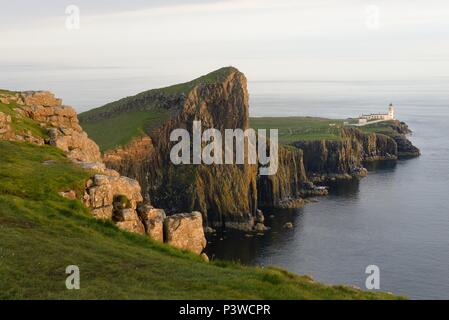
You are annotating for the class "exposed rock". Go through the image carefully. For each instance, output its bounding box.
[255,209,265,224]
[91,205,113,220]
[253,223,268,232]
[0,91,101,162]
[0,112,12,138]
[48,127,101,163]
[58,190,77,200]
[201,253,209,262]
[137,204,166,242]
[204,226,216,234]
[293,128,399,181]
[21,91,62,107]
[88,184,113,208]
[284,222,293,229]
[115,218,145,234]
[278,198,305,209]
[83,171,146,234]
[163,212,207,254]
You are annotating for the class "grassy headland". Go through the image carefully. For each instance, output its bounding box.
[250,117,403,144]
[79,67,238,152]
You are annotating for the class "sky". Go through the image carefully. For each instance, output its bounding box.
[1,0,449,83]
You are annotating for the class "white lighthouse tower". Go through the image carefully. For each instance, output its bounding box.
[388,103,395,120]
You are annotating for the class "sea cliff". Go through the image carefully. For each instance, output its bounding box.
[79,67,420,231]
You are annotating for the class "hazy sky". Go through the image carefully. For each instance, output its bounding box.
[1,0,449,81]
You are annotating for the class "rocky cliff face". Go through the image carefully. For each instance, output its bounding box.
[257,146,308,208]
[103,68,259,231]
[293,128,398,180]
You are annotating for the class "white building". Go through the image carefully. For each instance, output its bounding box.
[358,104,395,124]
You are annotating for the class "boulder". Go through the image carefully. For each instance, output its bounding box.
[91,205,114,220]
[88,184,113,208]
[138,204,166,242]
[284,222,294,229]
[58,190,77,200]
[255,209,265,224]
[163,212,207,255]
[253,223,268,232]
[115,208,145,234]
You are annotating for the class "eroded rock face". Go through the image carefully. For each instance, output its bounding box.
[114,208,145,234]
[102,69,258,231]
[258,146,308,209]
[293,128,399,180]
[163,212,207,254]
[83,171,145,234]
[0,112,12,138]
[0,91,101,163]
[138,204,166,242]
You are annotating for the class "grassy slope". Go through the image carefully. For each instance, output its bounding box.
[79,67,237,152]
[80,110,169,152]
[0,140,400,299]
[250,117,401,144]
[250,117,346,143]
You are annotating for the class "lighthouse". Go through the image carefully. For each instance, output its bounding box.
[388,103,395,120]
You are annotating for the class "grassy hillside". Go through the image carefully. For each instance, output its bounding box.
[80,109,169,152]
[250,117,404,144]
[79,67,238,152]
[250,117,347,143]
[0,140,401,299]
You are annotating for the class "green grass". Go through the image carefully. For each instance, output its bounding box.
[357,121,399,136]
[0,140,401,299]
[81,109,169,152]
[250,117,347,144]
[0,99,48,139]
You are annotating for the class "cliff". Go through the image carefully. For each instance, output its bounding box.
[80,67,420,230]
[257,145,309,208]
[84,68,259,230]
[293,125,417,180]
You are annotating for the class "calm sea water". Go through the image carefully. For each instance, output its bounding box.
[2,67,449,299]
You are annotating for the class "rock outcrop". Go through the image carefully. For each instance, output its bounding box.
[163,212,207,255]
[0,112,12,138]
[0,91,101,162]
[138,204,166,242]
